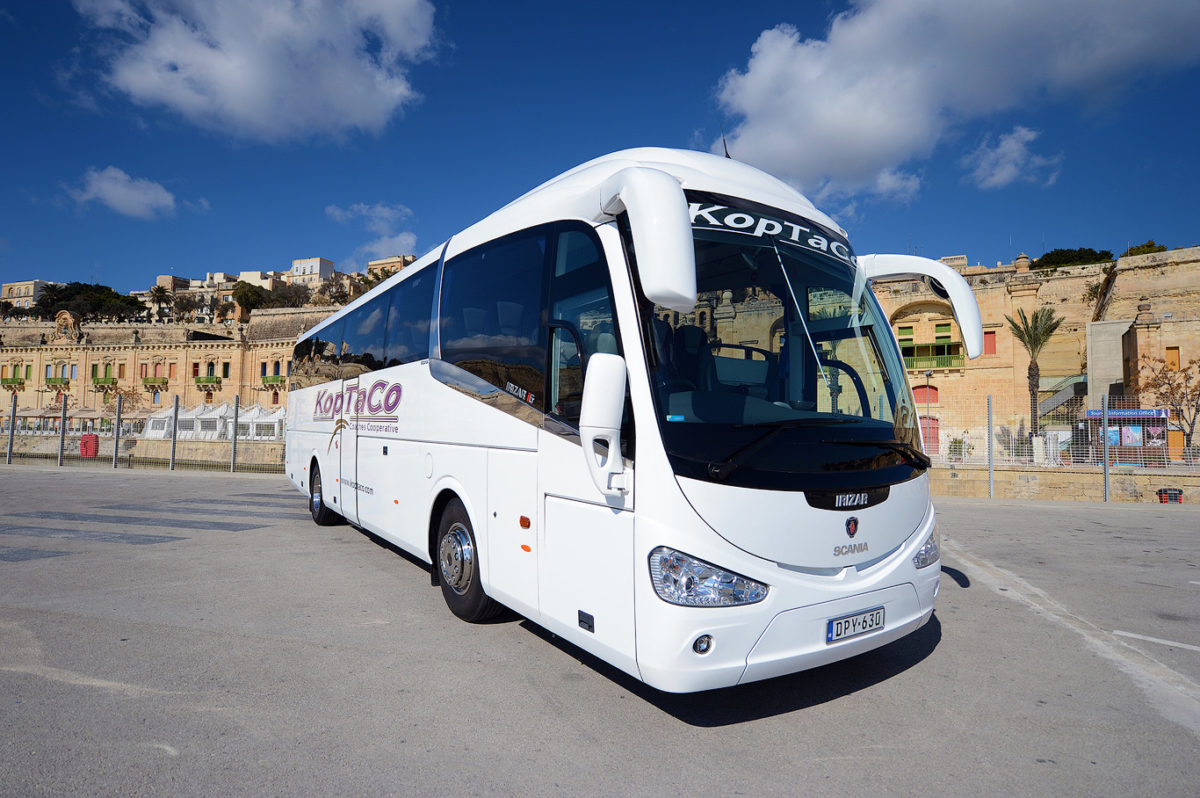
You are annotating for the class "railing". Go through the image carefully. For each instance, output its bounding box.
[142,377,169,387]
[92,376,117,386]
[905,354,965,370]
[45,377,70,386]
[261,375,286,385]
[195,376,222,385]
[1,377,26,387]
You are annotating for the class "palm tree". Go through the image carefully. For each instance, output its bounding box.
[1005,306,1065,439]
[148,285,172,321]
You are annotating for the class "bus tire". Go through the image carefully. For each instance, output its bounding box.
[309,463,341,526]
[436,498,501,622]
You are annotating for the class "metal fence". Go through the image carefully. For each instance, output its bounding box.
[920,393,1199,499]
[1,393,285,474]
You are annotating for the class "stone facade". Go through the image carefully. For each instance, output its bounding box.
[871,246,1200,456]
[0,307,332,418]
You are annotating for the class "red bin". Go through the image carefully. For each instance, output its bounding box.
[80,433,99,458]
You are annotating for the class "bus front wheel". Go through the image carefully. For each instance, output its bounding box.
[436,499,501,622]
[309,463,341,526]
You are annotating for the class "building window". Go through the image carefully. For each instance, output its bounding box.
[46,365,52,379]
[169,363,177,379]
[193,362,201,378]
[141,364,147,378]
[71,365,77,380]
[152,391,161,404]
[222,362,230,379]
[271,390,280,405]
[118,364,126,379]
[260,362,267,377]
[1166,346,1180,370]
[273,360,281,376]
[983,330,996,355]
[897,325,914,338]
[913,385,939,405]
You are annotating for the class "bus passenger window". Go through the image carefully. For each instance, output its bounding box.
[439,231,548,409]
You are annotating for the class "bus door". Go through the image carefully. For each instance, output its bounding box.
[536,225,637,675]
[340,376,360,525]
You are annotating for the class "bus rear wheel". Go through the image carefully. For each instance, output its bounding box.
[436,498,501,622]
[309,463,341,526]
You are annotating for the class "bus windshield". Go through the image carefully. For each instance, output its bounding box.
[644,195,923,491]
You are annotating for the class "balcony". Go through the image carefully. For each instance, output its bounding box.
[92,376,117,386]
[261,375,286,386]
[45,377,70,387]
[904,354,965,370]
[902,341,964,371]
[142,377,169,387]
[195,375,222,386]
[1,377,24,388]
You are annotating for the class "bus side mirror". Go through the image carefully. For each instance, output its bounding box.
[856,253,984,358]
[600,167,697,313]
[579,352,628,496]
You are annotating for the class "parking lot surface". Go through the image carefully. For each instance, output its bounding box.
[1,467,1197,796]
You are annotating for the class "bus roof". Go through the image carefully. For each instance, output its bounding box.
[297,148,843,344]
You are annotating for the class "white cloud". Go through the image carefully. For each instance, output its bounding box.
[68,166,177,220]
[326,201,416,270]
[717,0,1200,201]
[961,127,1062,189]
[74,0,436,142]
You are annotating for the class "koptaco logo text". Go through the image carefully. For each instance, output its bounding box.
[313,380,403,421]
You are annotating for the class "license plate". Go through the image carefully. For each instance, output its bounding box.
[826,606,885,644]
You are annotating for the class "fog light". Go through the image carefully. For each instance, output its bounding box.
[693,635,713,655]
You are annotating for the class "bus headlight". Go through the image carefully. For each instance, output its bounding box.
[649,547,768,607]
[912,528,940,569]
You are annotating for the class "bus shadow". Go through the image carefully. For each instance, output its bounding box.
[518,614,942,726]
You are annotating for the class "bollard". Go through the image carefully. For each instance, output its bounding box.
[57,395,68,467]
[230,394,240,473]
[1102,393,1110,502]
[169,394,179,471]
[6,391,15,465]
[987,395,994,499]
[112,393,123,469]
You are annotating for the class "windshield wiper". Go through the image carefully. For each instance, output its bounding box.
[707,418,859,481]
[823,438,932,470]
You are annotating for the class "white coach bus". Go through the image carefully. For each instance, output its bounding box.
[285,147,982,693]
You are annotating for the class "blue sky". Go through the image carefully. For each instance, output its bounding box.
[3,0,1199,295]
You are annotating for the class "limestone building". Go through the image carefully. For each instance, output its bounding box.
[0,307,330,424]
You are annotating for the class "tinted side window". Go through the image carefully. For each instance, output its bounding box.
[291,321,342,389]
[340,295,389,377]
[385,267,435,366]
[547,227,620,425]
[440,230,548,408]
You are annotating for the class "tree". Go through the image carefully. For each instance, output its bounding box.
[318,275,350,305]
[172,293,202,321]
[32,282,144,321]
[101,383,145,413]
[1134,357,1200,464]
[1032,248,1114,270]
[148,285,173,320]
[1121,240,1168,258]
[0,300,12,318]
[1005,306,1065,439]
[232,281,269,313]
[264,283,311,308]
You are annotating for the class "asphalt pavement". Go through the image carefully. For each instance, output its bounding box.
[1,466,1197,797]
